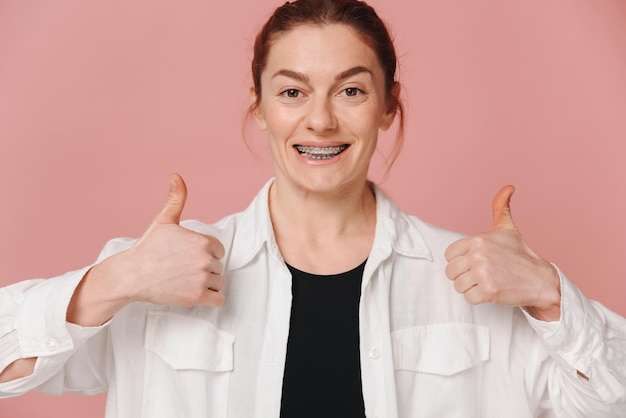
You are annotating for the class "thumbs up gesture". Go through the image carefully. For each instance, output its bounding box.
[67,174,225,326]
[125,173,226,307]
[444,186,562,321]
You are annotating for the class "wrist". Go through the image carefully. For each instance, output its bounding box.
[526,262,562,322]
[66,252,135,326]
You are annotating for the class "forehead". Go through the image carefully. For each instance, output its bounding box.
[264,24,381,77]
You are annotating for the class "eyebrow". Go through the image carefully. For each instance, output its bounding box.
[336,66,372,81]
[272,66,373,82]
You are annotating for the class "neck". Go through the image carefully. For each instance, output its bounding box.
[269,177,376,241]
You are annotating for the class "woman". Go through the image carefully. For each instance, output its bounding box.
[1,0,624,416]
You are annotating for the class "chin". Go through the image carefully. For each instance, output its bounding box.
[291,172,365,196]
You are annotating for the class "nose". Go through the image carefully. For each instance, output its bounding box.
[304,95,337,133]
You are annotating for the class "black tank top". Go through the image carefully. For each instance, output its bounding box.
[279,260,367,418]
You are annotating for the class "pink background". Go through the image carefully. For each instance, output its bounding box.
[1,0,625,416]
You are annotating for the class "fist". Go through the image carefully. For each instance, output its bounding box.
[444,186,561,321]
[116,173,226,307]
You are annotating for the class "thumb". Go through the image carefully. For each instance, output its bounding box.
[153,173,187,225]
[492,184,517,231]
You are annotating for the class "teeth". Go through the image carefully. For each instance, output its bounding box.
[295,145,347,160]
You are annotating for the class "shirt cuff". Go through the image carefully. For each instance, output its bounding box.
[522,266,601,374]
[16,267,106,359]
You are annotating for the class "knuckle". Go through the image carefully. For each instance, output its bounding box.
[465,293,482,305]
[453,280,464,293]
[193,233,211,247]
[209,274,225,291]
[213,260,224,275]
[469,235,488,250]
[443,247,453,261]
[472,260,490,277]
[481,280,499,300]
[196,259,223,276]
[195,259,213,273]
[207,291,226,307]
[189,286,207,303]
[207,236,226,258]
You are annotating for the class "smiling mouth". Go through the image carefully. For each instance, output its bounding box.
[295,144,348,160]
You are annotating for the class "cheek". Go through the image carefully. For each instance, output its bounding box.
[264,106,299,137]
[349,107,384,141]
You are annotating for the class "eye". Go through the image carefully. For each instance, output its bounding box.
[341,87,364,97]
[280,88,303,99]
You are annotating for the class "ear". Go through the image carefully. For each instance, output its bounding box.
[379,81,401,131]
[250,86,267,131]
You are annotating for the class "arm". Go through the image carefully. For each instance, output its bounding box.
[524,270,626,415]
[0,271,108,396]
[0,359,36,384]
[445,186,626,414]
[0,174,225,391]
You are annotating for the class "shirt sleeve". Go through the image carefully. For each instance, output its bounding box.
[0,237,135,397]
[522,267,626,416]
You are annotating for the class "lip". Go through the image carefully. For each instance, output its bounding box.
[292,143,350,164]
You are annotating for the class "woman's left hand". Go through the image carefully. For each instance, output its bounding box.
[444,185,562,322]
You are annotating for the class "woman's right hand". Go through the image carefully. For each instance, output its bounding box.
[67,173,226,327]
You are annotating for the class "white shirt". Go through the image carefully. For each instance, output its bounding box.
[1,179,625,417]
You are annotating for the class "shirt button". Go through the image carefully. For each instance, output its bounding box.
[45,338,58,352]
[369,348,381,360]
[561,343,572,353]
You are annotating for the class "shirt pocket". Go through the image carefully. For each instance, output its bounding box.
[392,322,490,375]
[141,310,235,418]
[391,323,490,417]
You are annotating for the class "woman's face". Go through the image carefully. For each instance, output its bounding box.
[254,24,396,195]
